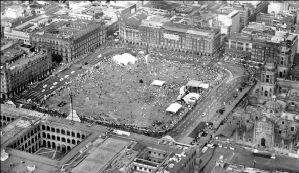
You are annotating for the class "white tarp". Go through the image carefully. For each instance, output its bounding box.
[166,103,182,113]
[66,109,81,122]
[183,93,200,104]
[186,80,209,89]
[179,85,187,95]
[199,83,209,89]
[1,149,8,161]
[151,80,166,87]
[112,53,138,66]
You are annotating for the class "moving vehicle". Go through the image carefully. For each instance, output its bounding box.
[71,71,75,74]
[64,75,69,79]
[41,89,45,93]
[50,86,55,90]
[60,78,64,81]
[43,84,47,88]
[53,82,58,85]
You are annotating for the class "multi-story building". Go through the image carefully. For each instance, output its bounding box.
[0,105,197,173]
[216,7,241,36]
[228,1,269,22]
[120,9,221,56]
[224,3,250,30]
[3,15,51,45]
[256,12,296,31]
[225,24,298,67]
[0,45,52,99]
[30,19,106,62]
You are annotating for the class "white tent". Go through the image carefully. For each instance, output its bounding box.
[179,85,187,95]
[66,109,81,122]
[186,80,209,89]
[1,149,8,161]
[112,53,138,66]
[166,103,182,114]
[151,80,166,87]
[183,93,200,104]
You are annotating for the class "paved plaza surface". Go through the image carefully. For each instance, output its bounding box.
[45,53,220,128]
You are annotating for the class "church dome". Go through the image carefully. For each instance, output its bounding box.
[265,96,282,114]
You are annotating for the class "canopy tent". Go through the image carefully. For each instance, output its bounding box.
[166,103,182,114]
[187,80,202,88]
[151,80,166,87]
[183,93,200,104]
[186,80,209,89]
[66,109,81,122]
[112,53,138,66]
[179,85,187,95]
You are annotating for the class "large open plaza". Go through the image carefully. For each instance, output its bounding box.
[44,52,222,129]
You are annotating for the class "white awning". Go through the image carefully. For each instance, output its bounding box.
[179,85,187,95]
[112,53,138,66]
[186,80,209,89]
[151,80,166,87]
[166,103,182,113]
[186,80,202,87]
[66,109,81,122]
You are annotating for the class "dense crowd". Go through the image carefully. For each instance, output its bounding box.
[43,40,226,130]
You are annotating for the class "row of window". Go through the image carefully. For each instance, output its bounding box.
[41,124,86,139]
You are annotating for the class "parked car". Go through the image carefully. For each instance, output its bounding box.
[43,84,47,88]
[42,89,45,93]
[64,75,69,79]
[50,86,55,89]
[201,112,207,117]
[71,71,75,74]
[53,82,58,85]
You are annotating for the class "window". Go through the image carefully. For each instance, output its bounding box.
[248,138,252,142]
[282,121,284,125]
[57,136,60,141]
[291,127,294,132]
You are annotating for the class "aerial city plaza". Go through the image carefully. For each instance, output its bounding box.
[1,1,299,173]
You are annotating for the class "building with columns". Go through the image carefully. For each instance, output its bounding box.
[225,23,298,67]
[0,44,52,99]
[30,19,106,62]
[119,9,221,57]
[0,104,197,173]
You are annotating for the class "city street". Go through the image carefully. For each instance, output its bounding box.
[17,46,127,104]
[168,62,248,143]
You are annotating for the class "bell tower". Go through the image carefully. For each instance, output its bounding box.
[259,59,277,102]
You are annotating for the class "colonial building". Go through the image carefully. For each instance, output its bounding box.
[225,24,298,66]
[0,104,197,173]
[30,19,106,62]
[119,9,221,57]
[0,45,52,99]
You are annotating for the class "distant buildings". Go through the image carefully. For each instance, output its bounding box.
[0,104,197,173]
[256,12,296,31]
[225,23,298,66]
[120,9,221,56]
[227,1,269,22]
[30,19,106,62]
[0,44,52,99]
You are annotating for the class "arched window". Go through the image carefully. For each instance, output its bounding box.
[265,90,268,97]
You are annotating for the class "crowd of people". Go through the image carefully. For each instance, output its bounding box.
[42,40,226,131]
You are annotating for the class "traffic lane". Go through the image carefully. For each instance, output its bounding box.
[173,78,242,141]
[24,68,84,102]
[33,70,86,101]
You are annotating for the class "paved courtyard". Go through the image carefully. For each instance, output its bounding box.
[44,52,221,129]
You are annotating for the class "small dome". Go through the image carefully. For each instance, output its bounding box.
[265,98,282,114]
